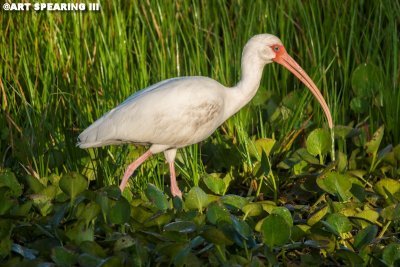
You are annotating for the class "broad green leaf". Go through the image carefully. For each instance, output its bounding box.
[353,210,379,228]
[351,63,381,97]
[173,245,191,266]
[80,241,106,258]
[306,128,331,157]
[271,207,293,227]
[365,125,384,155]
[202,226,234,246]
[145,183,169,211]
[10,201,32,217]
[59,172,88,201]
[130,206,153,224]
[24,175,45,193]
[335,249,364,265]
[353,225,378,250]
[381,204,400,220]
[382,243,400,266]
[51,247,77,267]
[206,202,231,224]
[77,253,103,267]
[0,169,22,197]
[350,97,368,114]
[325,213,352,235]
[307,205,329,226]
[291,224,310,241]
[203,174,226,195]
[316,172,352,201]
[30,194,53,216]
[76,202,101,227]
[261,214,291,247]
[242,203,263,219]
[249,138,276,158]
[109,197,130,224]
[65,224,94,245]
[114,235,135,251]
[221,194,248,209]
[0,195,14,215]
[334,125,358,139]
[259,200,277,213]
[296,148,320,165]
[185,186,208,212]
[231,216,252,240]
[373,178,400,200]
[163,221,197,233]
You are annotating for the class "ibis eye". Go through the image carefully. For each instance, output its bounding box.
[273,46,279,52]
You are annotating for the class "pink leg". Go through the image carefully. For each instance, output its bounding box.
[119,150,153,191]
[169,161,182,198]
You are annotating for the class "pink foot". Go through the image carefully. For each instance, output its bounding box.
[169,161,182,198]
[119,150,152,191]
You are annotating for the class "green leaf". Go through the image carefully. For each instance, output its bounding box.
[317,172,352,201]
[59,172,88,201]
[350,97,368,114]
[382,243,400,266]
[0,169,22,197]
[221,194,248,209]
[0,195,14,215]
[261,214,291,247]
[109,197,131,224]
[373,178,400,200]
[163,221,197,233]
[242,203,263,218]
[271,207,293,227]
[353,210,379,228]
[353,225,378,250]
[65,224,94,245]
[185,187,208,212]
[334,125,358,139]
[203,174,226,195]
[51,247,78,267]
[249,138,276,158]
[114,235,135,251]
[79,241,106,258]
[335,249,365,265]
[306,128,331,157]
[381,204,400,220]
[325,213,352,235]
[206,202,231,225]
[259,200,277,213]
[24,175,45,193]
[145,183,169,211]
[365,125,384,155]
[201,226,234,246]
[30,194,53,216]
[351,63,381,98]
[307,205,329,226]
[76,202,101,226]
[77,253,104,267]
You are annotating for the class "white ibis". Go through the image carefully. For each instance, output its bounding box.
[78,34,333,198]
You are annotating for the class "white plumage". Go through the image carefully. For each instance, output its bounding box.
[78,34,333,198]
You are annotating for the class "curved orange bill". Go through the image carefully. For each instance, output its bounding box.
[273,45,333,129]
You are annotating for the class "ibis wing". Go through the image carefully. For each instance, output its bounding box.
[78,77,226,148]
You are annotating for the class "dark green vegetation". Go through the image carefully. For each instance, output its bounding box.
[1,1,400,266]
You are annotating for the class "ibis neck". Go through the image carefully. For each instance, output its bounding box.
[226,58,266,117]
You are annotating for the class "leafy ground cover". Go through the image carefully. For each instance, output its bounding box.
[1,0,400,266]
